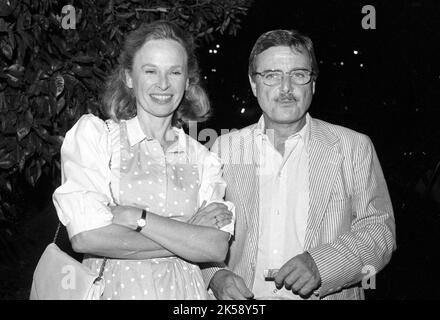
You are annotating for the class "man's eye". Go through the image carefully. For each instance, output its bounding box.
[144,70,156,74]
[293,72,306,78]
[265,73,278,80]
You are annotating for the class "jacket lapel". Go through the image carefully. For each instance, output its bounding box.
[236,128,259,230]
[230,127,260,288]
[304,119,342,250]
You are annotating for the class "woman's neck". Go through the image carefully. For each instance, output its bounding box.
[136,111,176,147]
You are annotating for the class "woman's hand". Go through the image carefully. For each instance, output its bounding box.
[187,201,233,229]
[110,205,141,230]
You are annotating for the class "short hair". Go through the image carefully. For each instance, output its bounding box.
[101,20,210,127]
[248,29,319,81]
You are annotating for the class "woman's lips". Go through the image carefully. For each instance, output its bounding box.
[150,94,173,104]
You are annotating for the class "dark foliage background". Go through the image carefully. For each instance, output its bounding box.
[0,0,252,299]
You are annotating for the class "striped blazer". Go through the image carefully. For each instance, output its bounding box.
[202,116,396,300]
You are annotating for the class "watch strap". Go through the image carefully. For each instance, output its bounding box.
[135,209,147,232]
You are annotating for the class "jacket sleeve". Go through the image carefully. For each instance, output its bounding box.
[308,135,396,298]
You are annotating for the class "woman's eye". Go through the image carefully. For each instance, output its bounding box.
[171,71,182,75]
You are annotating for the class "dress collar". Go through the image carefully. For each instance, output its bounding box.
[125,116,187,153]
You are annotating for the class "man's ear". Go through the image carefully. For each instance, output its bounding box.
[249,74,257,97]
[312,79,316,95]
[125,70,133,89]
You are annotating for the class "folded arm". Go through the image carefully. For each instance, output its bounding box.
[54,115,230,262]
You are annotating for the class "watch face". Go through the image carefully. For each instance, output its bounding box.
[137,219,146,227]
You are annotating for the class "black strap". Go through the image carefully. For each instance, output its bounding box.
[52,221,107,279]
[52,221,62,244]
[135,209,147,232]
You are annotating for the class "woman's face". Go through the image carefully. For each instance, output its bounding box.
[126,39,189,119]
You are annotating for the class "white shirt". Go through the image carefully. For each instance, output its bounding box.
[53,114,234,239]
[252,114,311,300]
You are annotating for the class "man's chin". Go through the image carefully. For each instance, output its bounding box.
[271,111,306,125]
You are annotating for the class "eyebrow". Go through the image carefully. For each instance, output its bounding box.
[141,64,184,69]
[260,68,312,73]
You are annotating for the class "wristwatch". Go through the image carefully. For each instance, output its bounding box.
[135,209,147,232]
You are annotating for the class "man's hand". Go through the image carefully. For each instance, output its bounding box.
[210,269,254,300]
[187,201,232,229]
[274,251,321,298]
[110,205,140,230]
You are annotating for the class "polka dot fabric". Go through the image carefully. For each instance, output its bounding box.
[83,122,207,300]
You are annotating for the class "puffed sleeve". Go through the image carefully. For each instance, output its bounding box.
[197,148,236,236]
[52,114,114,239]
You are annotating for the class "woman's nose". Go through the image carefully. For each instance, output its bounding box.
[157,73,170,90]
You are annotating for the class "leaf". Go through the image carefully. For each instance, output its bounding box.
[72,55,96,64]
[0,0,15,17]
[0,153,14,169]
[33,126,49,140]
[0,17,8,32]
[34,118,52,127]
[0,176,12,192]
[16,120,31,141]
[0,91,6,112]
[72,64,92,78]
[25,159,36,186]
[116,12,135,19]
[6,73,20,87]
[56,97,66,114]
[6,111,17,126]
[28,82,41,96]
[7,64,25,78]
[0,40,13,60]
[24,108,33,123]
[103,14,113,25]
[50,74,64,97]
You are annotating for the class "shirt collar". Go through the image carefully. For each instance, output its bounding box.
[126,116,151,147]
[126,116,187,153]
[255,113,311,148]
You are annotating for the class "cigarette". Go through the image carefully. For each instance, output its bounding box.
[264,269,279,281]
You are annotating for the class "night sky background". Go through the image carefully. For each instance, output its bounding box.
[197,0,440,299]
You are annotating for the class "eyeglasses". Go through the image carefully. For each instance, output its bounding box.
[253,69,315,86]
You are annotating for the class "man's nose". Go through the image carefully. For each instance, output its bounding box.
[157,73,170,90]
[280,73,293,92]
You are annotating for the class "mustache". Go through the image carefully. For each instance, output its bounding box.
[275,92,298,102]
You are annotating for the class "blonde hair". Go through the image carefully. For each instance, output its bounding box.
[101,20,210,127]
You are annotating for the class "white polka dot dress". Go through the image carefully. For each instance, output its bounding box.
[83,121,207,300]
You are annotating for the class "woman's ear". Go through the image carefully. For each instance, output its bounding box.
[185,78,189,91]
[125,70,133,89]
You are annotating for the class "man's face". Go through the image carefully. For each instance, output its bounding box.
[249,45,315,126]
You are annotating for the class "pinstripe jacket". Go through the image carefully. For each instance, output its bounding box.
[202,116,396,300]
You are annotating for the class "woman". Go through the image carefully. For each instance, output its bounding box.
[53,21,234,300]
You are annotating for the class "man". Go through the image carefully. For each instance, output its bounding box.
[202,29,396,300]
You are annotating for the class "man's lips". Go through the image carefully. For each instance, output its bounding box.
[276,93,297,104]
[276,97,298,104]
